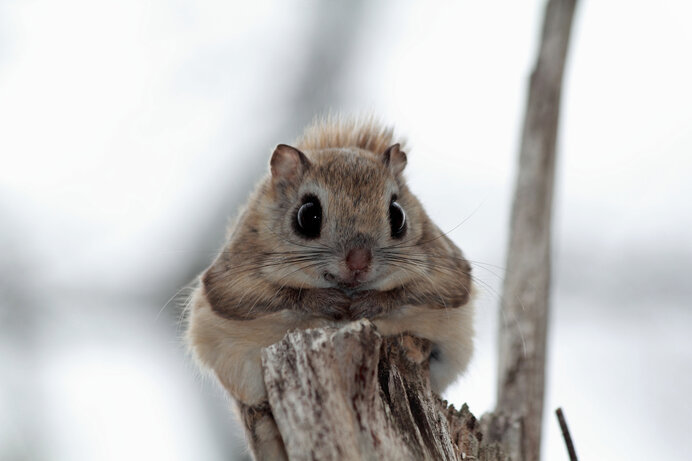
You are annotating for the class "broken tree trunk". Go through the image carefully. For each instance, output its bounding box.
[495,1,577,460]
[256,320,502,461]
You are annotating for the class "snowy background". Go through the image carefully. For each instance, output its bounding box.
[1,1,691,460]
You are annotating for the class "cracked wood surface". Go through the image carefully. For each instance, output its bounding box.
[256,320,503,461]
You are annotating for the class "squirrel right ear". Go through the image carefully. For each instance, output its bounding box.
[270,144,310,182]
[381,143,407,176]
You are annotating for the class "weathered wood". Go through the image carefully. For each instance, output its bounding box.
[480,412,522,461]
[259,320,503,461]
[495,0,578,460]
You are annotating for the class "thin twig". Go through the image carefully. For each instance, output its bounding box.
[555,407,578,461]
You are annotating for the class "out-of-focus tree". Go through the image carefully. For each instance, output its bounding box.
[168,0,369,301]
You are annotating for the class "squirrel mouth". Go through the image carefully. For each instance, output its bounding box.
[338,271,370,289]
[339,280,364,289]
[324,271,369,289]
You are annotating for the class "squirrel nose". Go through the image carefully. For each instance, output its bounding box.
[345,248,372,272]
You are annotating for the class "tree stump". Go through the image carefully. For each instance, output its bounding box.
[255,320,505,461]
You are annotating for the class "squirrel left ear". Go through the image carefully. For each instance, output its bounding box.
[270,144,310,182]
[381,143,407,176]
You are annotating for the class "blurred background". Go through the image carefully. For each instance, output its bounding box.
[1,1,690,460]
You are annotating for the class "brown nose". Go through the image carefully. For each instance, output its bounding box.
[346,248,372,271]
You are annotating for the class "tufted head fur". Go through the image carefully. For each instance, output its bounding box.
[296,115,407,156]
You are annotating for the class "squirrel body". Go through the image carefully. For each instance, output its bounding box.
[186,117,474,459]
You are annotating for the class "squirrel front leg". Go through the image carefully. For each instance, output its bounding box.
[352,223,475,391]
[202,253,353,320]
[191,262,352,401]
[410,222,474,308]
[372,303,474,393]
[350,226,472,320]
[187,281,350,461]
[348,285,475,392]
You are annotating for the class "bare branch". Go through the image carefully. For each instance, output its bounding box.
[495,1,578,460]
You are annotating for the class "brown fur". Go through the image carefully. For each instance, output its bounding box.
[186,116,474,460]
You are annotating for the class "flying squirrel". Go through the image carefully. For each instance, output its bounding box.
[185,116,475,459]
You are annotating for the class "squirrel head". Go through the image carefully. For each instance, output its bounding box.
[247,141,428,292]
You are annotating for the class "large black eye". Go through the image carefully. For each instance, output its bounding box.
[389,198,406,239]
[294,194,322,239]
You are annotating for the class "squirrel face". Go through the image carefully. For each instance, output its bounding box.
[260,143,424,292]
[200,119,472,321]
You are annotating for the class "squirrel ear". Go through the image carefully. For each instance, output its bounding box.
[381,143,407,176]
[270,144,310,181]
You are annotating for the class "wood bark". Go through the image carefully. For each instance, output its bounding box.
[495,1,577,460]
[259,320,503,461]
